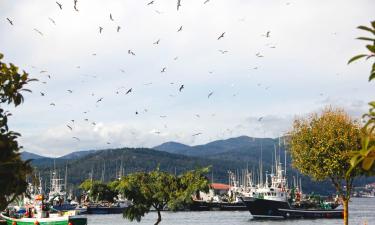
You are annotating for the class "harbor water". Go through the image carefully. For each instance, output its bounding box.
[88,198,375,225]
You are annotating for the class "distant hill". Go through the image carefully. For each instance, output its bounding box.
[21,151,46,160]
[153,142,192,154]
[59,150,97,160]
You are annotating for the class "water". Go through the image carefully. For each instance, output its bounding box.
[87,198,375,225]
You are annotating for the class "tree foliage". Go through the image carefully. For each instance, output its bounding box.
[79,179,118,203]
[0,53,36,210]
[347,21,375,174]
[288,107,361,225]
[117,167,210,225]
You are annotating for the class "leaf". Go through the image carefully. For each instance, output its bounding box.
[370,71,375,82]
[358,25,375,34]
[348,54,367,64]
[362,157,375,170]
[357,37,375,41]
[366,45,375,53]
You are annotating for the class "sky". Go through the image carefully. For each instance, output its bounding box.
[0,0,374,157]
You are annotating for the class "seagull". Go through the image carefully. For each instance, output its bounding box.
[258,117,263,121]
[110,13,114,21]
[84,118,88,121]
[117,26,121,32]
[92,122,96,126]
[128,50,136,56]
[40,92,45,96]
[48,17,56,25]
[160,115,167,118]
[67,125,73,130]
[195,114,200,118]
[96,97,103,103]
[192,132,202,136]
[147,1,154,5]
[67,90,73,93]
[217,32,225,40]
[135,111,139,115]
[161,67,166,73]
[153,39,160,45]
[72,137,80,141]
[265,31,270,38]
[203,0,210,4]
[256,52,264,57]
[126,88,132,94]
[71,120,75,123]
[6,18,13,25]
[99,26,103,34]
[218,50,228,54]
[107,142,111,145]
[179,85,184,92]
[155,10,162,14]
[33,28,43,36]
[177,0,181,10]
[208,92,213,98]
[56,1,63,10]
[174,56,178,60]
[177,26,183,32]
[120,69,125,73]
[50,103,56,106]
[74,0,79,11]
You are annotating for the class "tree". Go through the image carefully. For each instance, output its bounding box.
[347,21,375,174]
[117,167,210,225]
[288,107,361,225]
[79,179,118,203]
[0,53,36,210]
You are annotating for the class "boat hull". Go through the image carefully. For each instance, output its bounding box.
[240,197,343,219]
[86,206,126,214]
[189,201,247,211]
[1,213,87,225]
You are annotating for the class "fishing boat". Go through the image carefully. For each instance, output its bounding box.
[0,212,87,225]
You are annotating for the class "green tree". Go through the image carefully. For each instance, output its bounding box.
[0,53,36,210]
[347,21,375,173]
[117,168,209,225]
[288,107,361,225]
[79,179,118,202]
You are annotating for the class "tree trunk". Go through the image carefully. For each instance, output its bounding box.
[154,209,162,225]
[343,198,349,225]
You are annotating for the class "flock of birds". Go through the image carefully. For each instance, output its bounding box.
[3,0,289,147]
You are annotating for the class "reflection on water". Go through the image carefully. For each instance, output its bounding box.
[88,198,374,225]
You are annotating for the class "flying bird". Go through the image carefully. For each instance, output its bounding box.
[48,17,56,25]
[110,13,114,21]
[6,18,13,25]
[147,1,154,5]
[40,92,45,96]
[153,39,160,45]
[126,88,132,94]
[74,0,79,11]
[208,92,213,98]
[67,90,73,93]
[256,52,264,57]
[218,50,228,54]
[99,26,103,33]
[177,0,181,10]
[33,28,43,36]
[179,85,184,92]
[203,0,210,4]
[117,26,121,32]
[67,125,73,130]
[217,32,225,40]
[192,132,202,136]
[96,97,103,103]
[56,1,63,10]
[161,67,166,73]
[72,137,80,141]
[128,50,136,55]
[258,117,263,121]
[50,103,56,106]
[265,31,270,38]
[177,26,183,32]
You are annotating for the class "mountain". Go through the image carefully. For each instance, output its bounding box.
[153,136,279,158]
[59,150,97,160]
[153,142,192,154]
[21,151,46,160]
